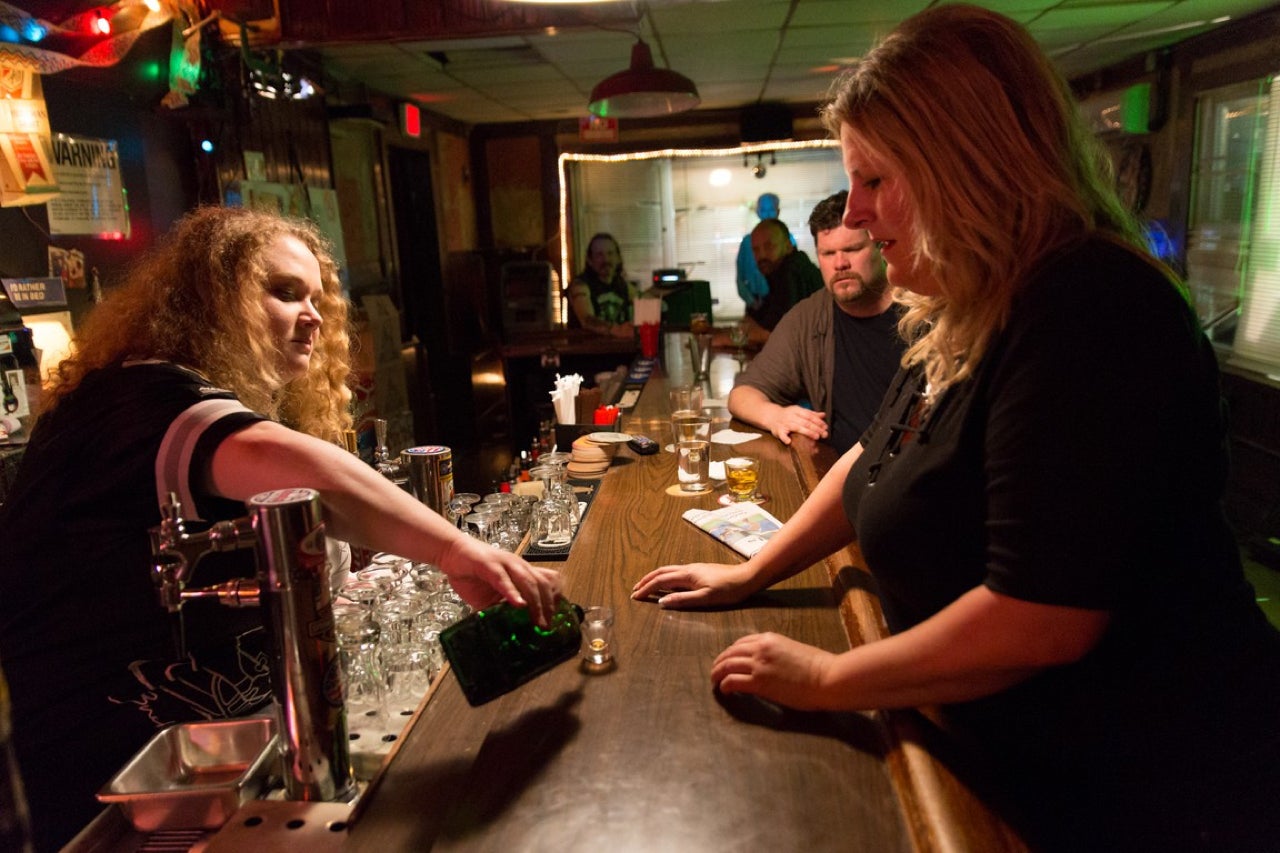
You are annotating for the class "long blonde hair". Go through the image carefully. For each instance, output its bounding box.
[44,206,353,439]
[822,4,1145,391]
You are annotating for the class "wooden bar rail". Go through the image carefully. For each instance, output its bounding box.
[346,370,1029,852]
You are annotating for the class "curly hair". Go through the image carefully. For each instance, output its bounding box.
[44,206,353,439]
[821,4,1145,391]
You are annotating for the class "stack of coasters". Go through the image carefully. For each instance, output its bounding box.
[566,434,616,479]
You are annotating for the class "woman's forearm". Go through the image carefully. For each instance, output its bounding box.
[815,587,1110,710]
[715,586,1110,712]
[740,443,862,588]
[206,421,467,566]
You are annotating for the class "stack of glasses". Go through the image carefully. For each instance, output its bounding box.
[455,492,537,551]
[527,462,583,549]
[332,555,472,769]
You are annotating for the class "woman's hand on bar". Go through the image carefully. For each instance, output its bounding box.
[630,561,759,608]
[711,632,837,710]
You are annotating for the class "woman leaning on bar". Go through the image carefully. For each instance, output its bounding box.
[0,206,562,852]
[634,6,1280,851]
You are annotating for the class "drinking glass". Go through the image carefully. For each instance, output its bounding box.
[376,595,433,715]
[465,507,503,546]
[339,579,385,613]
[669,384,704,415]
[724,455,760,502]
[356,563,408,597]
[538,451,572,468]
[333,601,385,724]
[671,412,711,448]
[688,332,713,381]
[729,321,750,365]
[580,606,615,666]
[409,562,450,599]
[510,494,537,534]
[447,495,478,529]
[530,499,573,547]
[677,439,711,491]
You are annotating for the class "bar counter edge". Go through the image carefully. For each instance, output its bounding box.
[788,434,1029,853]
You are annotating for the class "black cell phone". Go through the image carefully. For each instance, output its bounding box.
[439,600,584,706]
[627,434,659,455]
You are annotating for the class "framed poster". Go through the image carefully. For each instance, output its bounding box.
[45,134,129,238]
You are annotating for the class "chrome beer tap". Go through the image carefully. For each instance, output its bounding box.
[147,488,355,804]
[150,493,260,658]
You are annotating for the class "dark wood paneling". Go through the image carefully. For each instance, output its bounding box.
[0,25,194,314]
[277,0,636,43]
[204,51,334,199]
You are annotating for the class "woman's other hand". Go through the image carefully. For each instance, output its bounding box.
[711,632,837,710]
[631,561,758,608]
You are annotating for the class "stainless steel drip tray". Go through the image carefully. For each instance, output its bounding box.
[96,717,279,832]
[205,800,352,852]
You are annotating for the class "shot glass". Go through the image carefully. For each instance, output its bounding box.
[580,606,615,666]
[677,439,711,491]
[724,456,760,502]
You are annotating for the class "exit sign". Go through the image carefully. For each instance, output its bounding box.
[579,116,618,142]
[400,102,422,138]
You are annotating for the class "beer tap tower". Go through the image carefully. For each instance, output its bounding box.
[149,488,355,804]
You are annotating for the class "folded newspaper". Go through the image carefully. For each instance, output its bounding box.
[682,502,783,559]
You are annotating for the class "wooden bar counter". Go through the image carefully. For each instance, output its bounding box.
[346,369,1028,852]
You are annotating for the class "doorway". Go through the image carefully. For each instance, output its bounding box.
[386,146,477,452]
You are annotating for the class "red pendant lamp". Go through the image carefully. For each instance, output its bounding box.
[588,39,700,118]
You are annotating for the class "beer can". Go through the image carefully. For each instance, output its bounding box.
[401,445,454,515]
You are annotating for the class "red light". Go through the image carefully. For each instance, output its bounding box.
[93,11,110,35]
[400,102,421,138]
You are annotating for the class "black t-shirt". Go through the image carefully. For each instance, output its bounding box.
[0,361,271,851]
[746,250,823,331]
[568,270,632,327]
[842,238,1280,846]
[828,305,903,454]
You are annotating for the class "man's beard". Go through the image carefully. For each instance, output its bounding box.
[831,272,887,305]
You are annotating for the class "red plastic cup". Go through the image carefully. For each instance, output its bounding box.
[639,323,659,358]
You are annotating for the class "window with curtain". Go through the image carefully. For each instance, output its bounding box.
[564,144,844,321]
[1187,75,1280,375]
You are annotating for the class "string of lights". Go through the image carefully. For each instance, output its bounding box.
[0,1,174,73]
[556,139,838,288]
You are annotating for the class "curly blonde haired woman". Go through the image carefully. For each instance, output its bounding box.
[0,206,561,852]
[636,6,1279,849]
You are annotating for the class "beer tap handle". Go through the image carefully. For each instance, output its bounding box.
[180,578,260,608]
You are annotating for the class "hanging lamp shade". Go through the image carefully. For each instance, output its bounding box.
[588,40,700,118]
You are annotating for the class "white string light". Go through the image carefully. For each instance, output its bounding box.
[557,139,838,288]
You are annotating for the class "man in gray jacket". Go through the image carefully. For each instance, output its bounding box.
[729,191,904,453]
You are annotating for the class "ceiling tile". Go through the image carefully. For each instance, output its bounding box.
[1032,2,1177,30]
[648,0,793,32]
[310,0,1280,126]
[788,0,930,28]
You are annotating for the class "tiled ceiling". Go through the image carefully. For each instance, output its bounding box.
[315,0,1279,126]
